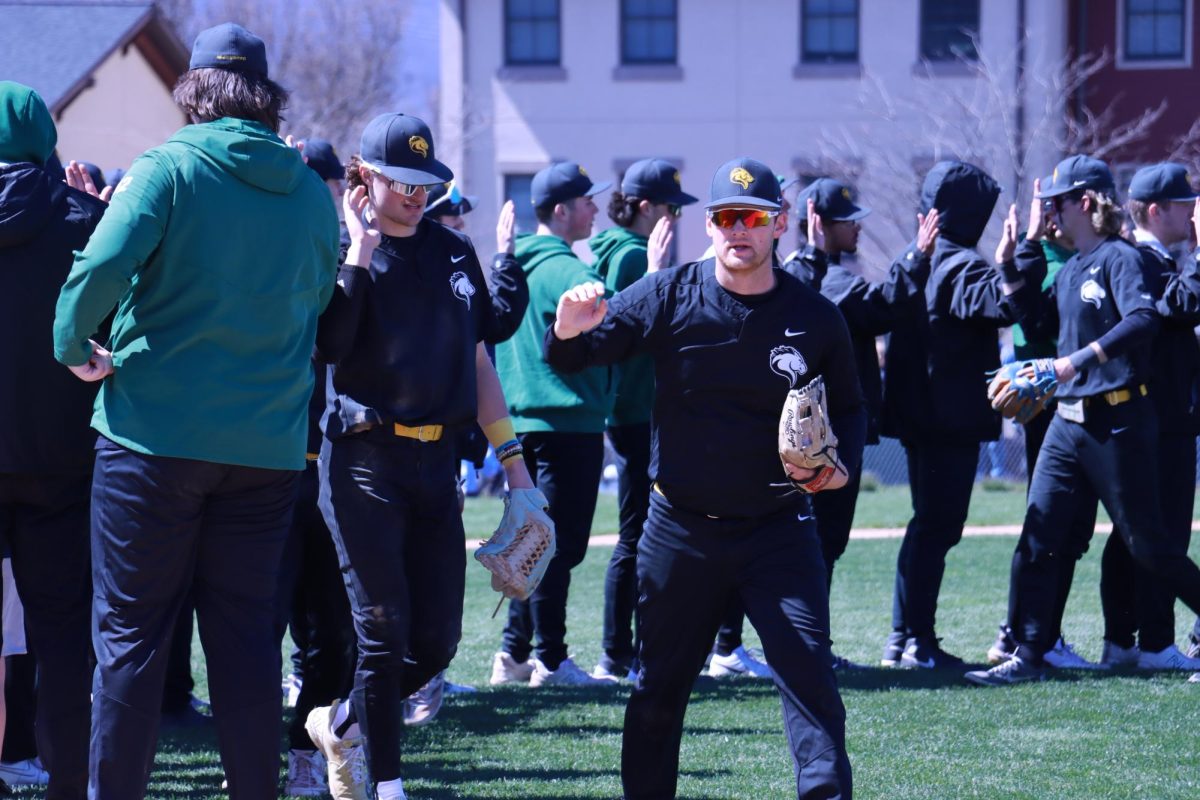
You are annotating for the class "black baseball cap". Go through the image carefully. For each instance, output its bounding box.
[301,139,343,182]
[1037,155,1115,199]
[799,177,870,221]
[189,23,268,78]
[425,180,476,218]
[530,161,610,209]
[705,158,782,210]
[1128,162,1199,202]
[620,158,697,206]
[359,113,452,186]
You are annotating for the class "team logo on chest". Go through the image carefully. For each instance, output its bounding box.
[1080,279,1106,309]
[770,345,808,388]
[450,271,476,309]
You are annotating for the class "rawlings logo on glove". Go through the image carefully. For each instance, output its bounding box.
[475,488,556,603]
[987,358,1058,424]
[779,375,844,493]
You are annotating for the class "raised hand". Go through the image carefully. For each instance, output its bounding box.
[67,339,114,382]
[284,134,308,164]
[995,203,1019,265]
[553,281,608,340]
[65,161,112,202]
[806,198,826,253]
[1192,197,1200,245]
[647,215,674,274]
[916,208,940,256]
[496,199,516,255]
[1027,178,1047,241]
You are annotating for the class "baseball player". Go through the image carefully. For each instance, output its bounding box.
[881,161,1035,669]
[1,81,104,800]
[783,178,939,668]
[53,24,340,798]
[588,157,697,681]
[490,161,617,688]
[1095,163,1200,671]
[546,157,865,799]
[304,112,539,800]
[966,155,1200,686]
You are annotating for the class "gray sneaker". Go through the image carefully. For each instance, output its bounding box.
[965,656,1046,687]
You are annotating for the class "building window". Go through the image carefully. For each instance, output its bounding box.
[621,0,677,65]
[505,0,560,66]
[504,174,537,233]
[1124,0,1186,61]
[801,0,859,64]
[919,0,979,62]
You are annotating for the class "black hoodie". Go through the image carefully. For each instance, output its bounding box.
[882,161,1031,444]
[0,163,105,472]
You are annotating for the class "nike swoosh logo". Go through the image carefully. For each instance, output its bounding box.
[784,328,806,337]
[1089,266,1101,274]
[451,254,466,263]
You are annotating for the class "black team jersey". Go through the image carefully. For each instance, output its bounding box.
[545,258,866,520]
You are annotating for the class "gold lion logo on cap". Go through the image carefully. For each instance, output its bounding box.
[578,165,589,176]
[730,167,754,190]
[841,187,851,200]
[673,170,681,185]
[409,135,429,158]
[1052,167,1059,184]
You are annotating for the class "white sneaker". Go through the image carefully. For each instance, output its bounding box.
[490,651,534,685]
[1044,637,1106,670]
[529,657,616,687]
[1189,672,1199,683]
[1100,640,1140,667]
[304,701,369,800]
[403,672,445,726]
[0,757,49,786]
[285,749,328,797]
[591,662,632,681]
[708,646,773,678]
[1137,644,1200,671]
[282,673,302,708]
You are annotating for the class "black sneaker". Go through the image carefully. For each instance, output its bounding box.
[831,652,866,671]
[901,637,965,669]
[986,624,1016,665]
[965,656,1046,687]
[880,631,907,667]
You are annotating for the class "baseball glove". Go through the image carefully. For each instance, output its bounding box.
[779,375,844,493]
[475,488,556,602]
[987,358,1058,424]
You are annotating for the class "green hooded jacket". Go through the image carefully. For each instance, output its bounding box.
[589,226,654,426]
[53,118,339,470]
[495,234,614,433]
[0,81,56,166]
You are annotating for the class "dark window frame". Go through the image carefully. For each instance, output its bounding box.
[800,0,860,65]
[620,0,679,66]
[1123,0,1186,61]
[504,0,562,67]
[919,0,980,62]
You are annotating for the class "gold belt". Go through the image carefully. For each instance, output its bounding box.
[393,423,444,442]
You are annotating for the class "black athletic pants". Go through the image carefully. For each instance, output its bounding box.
[501,432,605,670]
[891,440,979,640]
[601,423,651,671]
[278,463,354,752]
[1012,398,1200,663]
[89,437,296,800]
[1099,433,1196,653]
[623,490,850,800]
[319,430,464,784]
[0,473,92,800]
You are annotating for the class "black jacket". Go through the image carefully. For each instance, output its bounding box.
[1141,242,1200,434]
[882,161,1030,444]
[0,163,105,473]
[784,243,931,444]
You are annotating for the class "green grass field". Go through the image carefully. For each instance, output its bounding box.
[47,485,1199,799]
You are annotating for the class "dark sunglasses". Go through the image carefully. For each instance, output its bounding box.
[667,204,683,218]
[707,208,778,229]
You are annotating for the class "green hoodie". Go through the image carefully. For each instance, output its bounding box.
[53,118,339,470]
[0,81,56,166]
[495,233,615,433]
[589,226,654,426]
